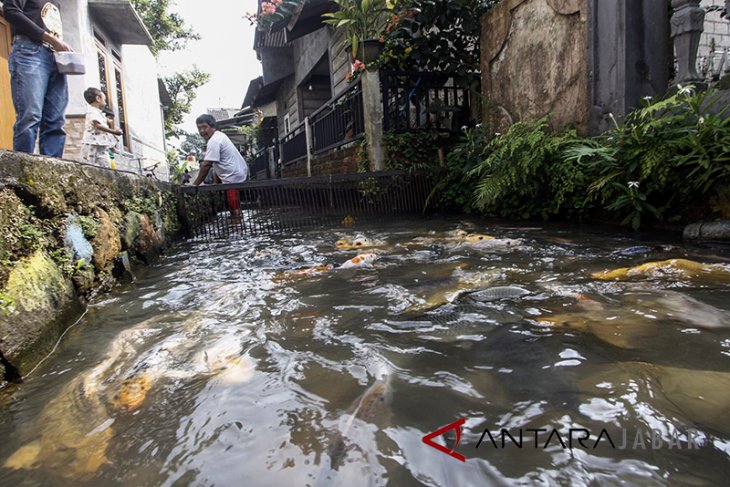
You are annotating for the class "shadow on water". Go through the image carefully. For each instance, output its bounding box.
[1,216,730,485]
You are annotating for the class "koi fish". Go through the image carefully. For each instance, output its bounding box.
[581,361,730,436]
[327,359,392,470]
[406,270,500,313]
[273,265,332,281]
[339,253,378,269]
[592,258,730,281]
[335,235,386,250]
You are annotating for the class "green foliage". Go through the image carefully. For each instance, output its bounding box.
[78,215,98,239]
[162,68,211,137]
[379,0,500,84]
[383,131,439,170]
[129,0,199,55]
[0,201,49,281]
[126,196,158,216]
[247,0,305,29]
[323,0,393,59]
[563,86,730,229]
[468,117,584,219]
[179,132,206,158]
[427,124,490,212]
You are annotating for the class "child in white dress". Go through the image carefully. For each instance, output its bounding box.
[81,88,122,168]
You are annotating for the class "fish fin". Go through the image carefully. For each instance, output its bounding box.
[4,441,42,470]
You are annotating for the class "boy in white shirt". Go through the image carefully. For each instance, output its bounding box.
[81,87,122,168]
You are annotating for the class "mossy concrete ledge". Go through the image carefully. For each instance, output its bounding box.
[0,150,188,384]
[684,221,730,242]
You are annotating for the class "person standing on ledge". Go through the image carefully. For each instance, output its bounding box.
[191,114,249,219]
[3,0,73,157]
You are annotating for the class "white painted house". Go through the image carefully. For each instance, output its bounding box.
[0,0,168,180]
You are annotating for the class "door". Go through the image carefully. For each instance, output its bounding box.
[0,13,14,149]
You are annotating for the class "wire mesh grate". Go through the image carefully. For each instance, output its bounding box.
[178,170,437,240]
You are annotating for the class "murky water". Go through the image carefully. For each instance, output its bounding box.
[2,217,730,486]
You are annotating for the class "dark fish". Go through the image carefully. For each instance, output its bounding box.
[469,286,530,302]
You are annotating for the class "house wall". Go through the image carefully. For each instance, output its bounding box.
[276,76,298,136]
[293,28,330,87]
[121,44,167,170]
[5,0,169,178]
[272,25,356,139]
[280,143,359,178]
[330,27,351,97]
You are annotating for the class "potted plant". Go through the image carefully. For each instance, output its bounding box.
[323,0,395,63]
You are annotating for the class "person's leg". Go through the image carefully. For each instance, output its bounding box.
[8,40,50,154]
[39,57,68,157]
[226,189,241,220]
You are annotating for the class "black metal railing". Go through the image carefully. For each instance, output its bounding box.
[277,80,366,167]
[280,123,308,166]
[249,149,269,179]
[310,80,365,155]
[381,70,477,133]
[177,169,437,239]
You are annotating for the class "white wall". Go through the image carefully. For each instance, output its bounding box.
[121,44,166,169]
[56,1,167,178]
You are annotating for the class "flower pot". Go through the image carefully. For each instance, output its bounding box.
[346,39,384,64]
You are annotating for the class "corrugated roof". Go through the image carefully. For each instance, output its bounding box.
[207,108,241,122]
[254,28,288,50]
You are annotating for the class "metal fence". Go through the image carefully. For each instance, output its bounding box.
[249,149,269,179]
[311,80,365,154]
[177,169,436,240]
[278,80,365,167]
[381,70,477,133]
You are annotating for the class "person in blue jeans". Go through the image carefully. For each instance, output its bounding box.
[3,0,73,157]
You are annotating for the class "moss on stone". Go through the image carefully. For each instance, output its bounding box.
[0,190,52,286]
[3,252,73,315]
[78,215,99,239]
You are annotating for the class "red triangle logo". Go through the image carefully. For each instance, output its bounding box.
[422,418,467,462]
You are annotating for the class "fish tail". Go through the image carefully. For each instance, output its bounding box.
[4,441,42,470]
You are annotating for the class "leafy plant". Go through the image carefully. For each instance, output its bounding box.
[246,0,303,29]
[563,85,730,228]
[323,0,395,60]
[378,0,501,85]
[426,124,490,212]
[468,117,583,219]
[383,131,439,170]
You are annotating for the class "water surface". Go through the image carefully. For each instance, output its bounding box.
[1,217,730,486]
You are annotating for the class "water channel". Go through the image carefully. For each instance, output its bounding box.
[1,217,730,486]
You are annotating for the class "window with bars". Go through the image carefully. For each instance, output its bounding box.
[94,34,130,150]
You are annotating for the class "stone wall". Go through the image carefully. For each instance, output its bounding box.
[280,144,360,178]
[481,0,590,134]
[481,0,670,135]
[0,150,188,385]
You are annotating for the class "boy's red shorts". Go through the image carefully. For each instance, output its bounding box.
[226,189,240,212]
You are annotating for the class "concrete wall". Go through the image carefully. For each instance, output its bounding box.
[481,0,670,135]
[0,150,185,383]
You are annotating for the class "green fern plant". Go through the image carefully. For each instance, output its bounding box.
[468,117,582,219]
